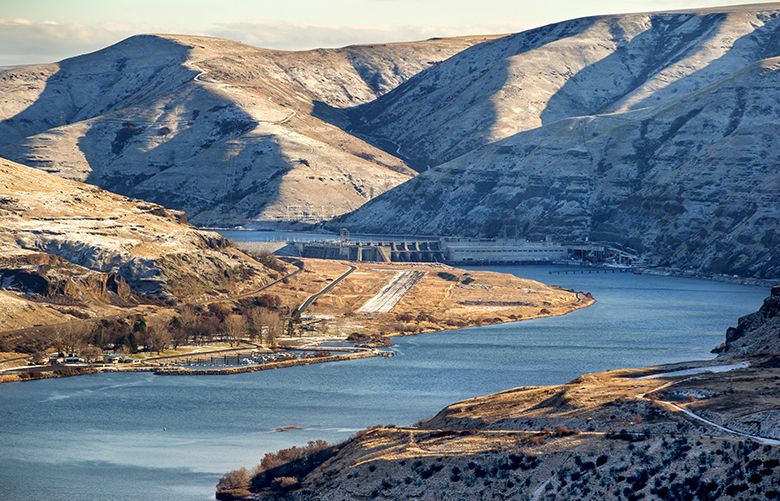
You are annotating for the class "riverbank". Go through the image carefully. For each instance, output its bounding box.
[636,266,777,288]
[0,265,766,501]
[234,355,780,500]
[273,258,593,340]
[155,349,393,376]
[0,349,393,383]
[218,284,780,500]
[0,257,592,385]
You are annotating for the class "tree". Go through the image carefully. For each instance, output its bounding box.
[199,316,221,344]
[178,305,200,344]
[254,294,282,309]
[90,321,109,349]
[81,345,104,363]
[178,305,218,345]
[52,323,88,355]
[246,307,283,347]
[121,332,138,353]
[208,303,232,323]
[216,468,252,499]
[168,316,188,349]
[144,317,173,353]
[224,314,247,347]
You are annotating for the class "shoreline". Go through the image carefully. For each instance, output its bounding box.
[0,295,594,385]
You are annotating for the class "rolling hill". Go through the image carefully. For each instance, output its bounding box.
[0,34,492,225]
[338,5,780,278]
[0,156,278,331]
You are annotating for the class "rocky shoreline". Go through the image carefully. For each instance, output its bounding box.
[217,288,780,500]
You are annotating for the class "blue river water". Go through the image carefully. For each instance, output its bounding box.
[0,264,768,500]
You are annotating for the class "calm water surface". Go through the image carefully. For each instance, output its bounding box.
[0,264,767,500]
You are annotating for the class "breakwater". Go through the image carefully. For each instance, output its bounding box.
[154,350,392,376]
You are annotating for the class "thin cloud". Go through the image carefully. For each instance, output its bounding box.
[0,17,527,65]
[0,18,134,65]
[210,22,526,50]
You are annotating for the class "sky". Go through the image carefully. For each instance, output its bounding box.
[0,0,773,65]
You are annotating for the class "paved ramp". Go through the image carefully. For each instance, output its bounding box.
[358,271,426,313]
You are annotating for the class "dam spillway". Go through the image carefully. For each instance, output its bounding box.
[292,239,446,263]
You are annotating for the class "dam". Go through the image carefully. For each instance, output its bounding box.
[290,239,446,262]
[277,236,637,266]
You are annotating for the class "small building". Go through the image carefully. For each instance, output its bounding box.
[104,354,125,364]
[441,238,570,264]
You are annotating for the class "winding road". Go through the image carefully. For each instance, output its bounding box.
[189,61,297,125]
[637,361,780,446]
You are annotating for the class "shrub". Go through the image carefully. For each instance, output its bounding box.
[249,440,337,493]
[254,294,283,309]
[552,424,581,436]
[216,468,252,500]
[259,440,330,472]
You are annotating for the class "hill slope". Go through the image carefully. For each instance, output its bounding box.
[0,34,491,225]
[339,56,780,277]
[717,285,780,356]
[338,5,780,278]
[348,6,780,169]
[0,156,274,314]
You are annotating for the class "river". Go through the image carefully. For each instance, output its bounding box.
[0,264,768,500]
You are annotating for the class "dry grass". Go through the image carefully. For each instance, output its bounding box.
[271,259,590,338]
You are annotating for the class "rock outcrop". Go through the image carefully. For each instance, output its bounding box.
[717,285,780,356]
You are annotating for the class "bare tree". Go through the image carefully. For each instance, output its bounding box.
[81,345,104,363]
[216,468,252,499]
[167,315,188,349]
[245,307,263,342]
[224,314,247,347]
[144,317,173,354]
[52,323,88,355]
[249,309,283,348]
[179,305,213,344]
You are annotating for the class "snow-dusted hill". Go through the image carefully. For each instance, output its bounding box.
[2,5,779,278]
[337,5,780,278]
[0,156,276,302]
[0,34,491,225]
[349,6,780,170]
[339,56,780,277]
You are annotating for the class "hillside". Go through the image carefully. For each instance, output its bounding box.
[218,289,780,500]
[0,156,277,330]
[0,34,492,225]
[338,5,780,278]
[339,56,780,277]
[348,6,780,169]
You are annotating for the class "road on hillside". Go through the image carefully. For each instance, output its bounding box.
[295,264,357,316]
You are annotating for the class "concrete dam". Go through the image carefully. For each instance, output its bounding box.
[283,237,637,266]
[292,239,446,263]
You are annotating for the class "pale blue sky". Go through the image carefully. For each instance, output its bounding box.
[0,0,772,65]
